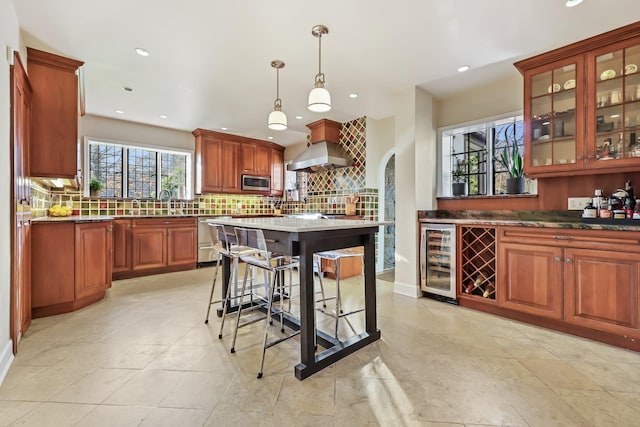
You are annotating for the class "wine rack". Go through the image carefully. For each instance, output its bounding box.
[460,226,496,300]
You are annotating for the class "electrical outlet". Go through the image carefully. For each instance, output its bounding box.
[568,197,591,210]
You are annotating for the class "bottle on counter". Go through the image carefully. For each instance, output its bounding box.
[593,189,604,217]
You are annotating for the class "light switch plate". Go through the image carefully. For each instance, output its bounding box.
[568,197,591,210]
[6,45,13,65]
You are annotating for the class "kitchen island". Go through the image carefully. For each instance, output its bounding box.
[209,216,389,379]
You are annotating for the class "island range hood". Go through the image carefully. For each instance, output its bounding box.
[287,119,354,173]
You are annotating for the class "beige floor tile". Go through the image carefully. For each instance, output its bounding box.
[73,405,151,427]
[2,267,640,427]
[519,359,603,391]
[50,368,137,404]
[556,388,640,427]
[9,402,95,427]
[138,407,210,427]
[103,369,189,406]
[0,401,41,426]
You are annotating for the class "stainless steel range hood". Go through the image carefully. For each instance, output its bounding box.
[287,119,353,173]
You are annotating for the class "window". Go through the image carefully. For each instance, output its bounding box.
[439,114,536,196]
[85,138,192,199]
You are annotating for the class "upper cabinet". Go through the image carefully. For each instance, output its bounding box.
[193,128,284,195]
[515,22,640,178]
[27,48,84,179]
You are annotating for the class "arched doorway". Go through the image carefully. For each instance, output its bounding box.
[378,150,395,281]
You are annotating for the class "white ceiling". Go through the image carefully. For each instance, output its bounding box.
[13,0,640,146]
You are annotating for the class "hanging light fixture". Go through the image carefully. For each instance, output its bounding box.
[268,60,287,131]
[308,25,331,113]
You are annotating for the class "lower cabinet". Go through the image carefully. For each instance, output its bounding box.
[320,248,363,280]
[32,221,112,318]
[498,242,563,319]
[114,217,197,279]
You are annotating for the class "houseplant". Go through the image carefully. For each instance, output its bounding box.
[496,124,525,194]
[451,167,468,197]
[89,178,104,197]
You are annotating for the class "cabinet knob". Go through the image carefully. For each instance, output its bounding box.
[587,154,595,159]
[577,155,583,160]
[554,256,561,262]
[565,258,572,264]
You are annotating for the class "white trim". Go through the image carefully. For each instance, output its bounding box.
[393,280,421,298]
[0,340,14,386]
[377,148,395,273]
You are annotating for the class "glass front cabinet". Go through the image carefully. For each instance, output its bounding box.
[516,22,640,178]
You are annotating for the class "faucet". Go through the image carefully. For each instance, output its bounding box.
[130,199,141,215]
[159,189,175,214]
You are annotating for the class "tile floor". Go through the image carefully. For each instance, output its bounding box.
[1,267,640,426]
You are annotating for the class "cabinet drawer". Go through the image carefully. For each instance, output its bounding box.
[132,217,197,228]
[499,226,640,252]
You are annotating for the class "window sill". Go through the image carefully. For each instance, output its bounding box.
[437,194,538,200]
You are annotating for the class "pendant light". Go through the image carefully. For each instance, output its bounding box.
[268,60,287,130]
[308,25,331,113]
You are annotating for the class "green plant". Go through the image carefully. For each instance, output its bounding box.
[89,178,104,192]
[452,167,467,183]
[496,123,524,178]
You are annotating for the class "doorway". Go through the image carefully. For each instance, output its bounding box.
[377,151,395,281]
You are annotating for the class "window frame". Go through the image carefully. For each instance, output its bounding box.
[437,111,535,197]
[83,136,194,199]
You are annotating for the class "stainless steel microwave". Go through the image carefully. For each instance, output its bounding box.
[241,174,270,192]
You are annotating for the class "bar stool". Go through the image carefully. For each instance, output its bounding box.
[231,227,300,378]
[203,223,260,339]
[314,248,365,340]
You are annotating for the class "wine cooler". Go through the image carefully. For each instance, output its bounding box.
[420,223,456,300]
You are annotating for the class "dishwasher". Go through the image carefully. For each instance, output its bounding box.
[420,223,457,302]
[198,216,231,266]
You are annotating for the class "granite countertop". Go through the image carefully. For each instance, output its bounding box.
[32,215,117,223]
[210,216,391,233]
[417,210,640,231]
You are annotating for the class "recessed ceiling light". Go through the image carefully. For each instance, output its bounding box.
[267,136,274,140]
[457,65,470,73]
[115,109,124,114]
[295,116,303,120]
[123,86,133,92]
[349,93,359,99]
[565,0,583,7]
[160,115,167,119]
[221,127,228,131]
[135,48,149,57]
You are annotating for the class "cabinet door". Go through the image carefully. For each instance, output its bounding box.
[195,135,222,193]
[271,148,284,196]
[75,222,113,299]
[241,143,257,174]
[255,144,271,175]
[132,227,167,270]
[498,242,564,319]
[564,248,639,335]
[221,139,241,192]
[27,48,83,178]
[587,39,640,169]
[523,56,585,177]
[167,226,197,266]
[31,223,75,308]
[112,219,132,274]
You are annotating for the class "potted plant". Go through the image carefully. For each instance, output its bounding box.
[496,124,525,194]
[89,178,104,197]
[451,167,468,197]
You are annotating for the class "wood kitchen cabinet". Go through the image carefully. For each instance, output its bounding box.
[126,217,197,278]
[26,47,83,178]
[32,220,112,318]
[515,22,640,178]
[271,148,284,196]
[193,128,284,195]
[320,248,364,280]
[112,219,132,276]
[241,142,271,176]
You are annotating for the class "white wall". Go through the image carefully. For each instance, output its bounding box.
[365,116,395,189]
[0,0,20,384]
[437,72,523,128]
[393,87,437,298]
[79,114,194,150]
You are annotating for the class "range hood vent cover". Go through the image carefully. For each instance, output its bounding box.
[287,119,353,173]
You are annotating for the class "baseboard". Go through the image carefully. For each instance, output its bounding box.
[392,281,420,298]
[0,340,14,386]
